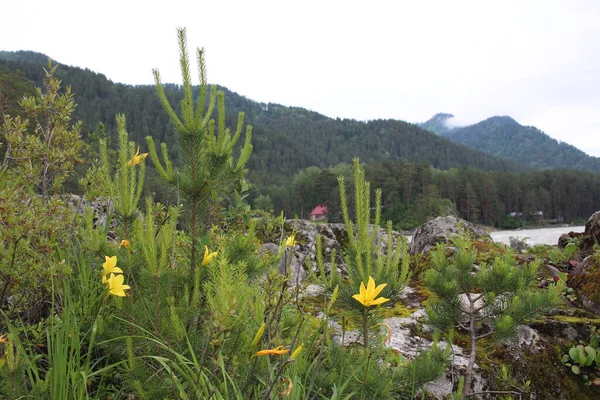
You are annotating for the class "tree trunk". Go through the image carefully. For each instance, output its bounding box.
[464,299,477,397]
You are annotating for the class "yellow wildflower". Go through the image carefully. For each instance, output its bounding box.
[201,246,217,266]
[352,276,390,307]
[102,256,122,283]
[106,273,131,297]
[126,146,148,167]
[0,333,6,343]
[119,239,131,249]
[253,345,290,357]
[285,235,296,246]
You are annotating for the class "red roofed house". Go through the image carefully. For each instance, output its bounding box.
[309,204,328,221]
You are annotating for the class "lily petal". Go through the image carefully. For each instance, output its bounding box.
[367,276,376,295]
[369,296,390,306]
[372,282,387,299]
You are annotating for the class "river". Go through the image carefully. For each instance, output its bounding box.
[490,226,585,246]
[405,225,585,246]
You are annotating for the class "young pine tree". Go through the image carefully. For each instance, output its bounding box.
[424,234,564,397]
[147,28,253,280]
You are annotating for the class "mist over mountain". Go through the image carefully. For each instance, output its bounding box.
[417,113,456,135]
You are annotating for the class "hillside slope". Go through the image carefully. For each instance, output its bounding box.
[0,51,521,187]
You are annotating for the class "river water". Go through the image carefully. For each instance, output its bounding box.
[405,226,585,247]
[490,226,585,246]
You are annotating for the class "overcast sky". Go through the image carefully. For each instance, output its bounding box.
[2,0,600,156]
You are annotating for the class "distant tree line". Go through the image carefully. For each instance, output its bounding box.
[254,159,600,230]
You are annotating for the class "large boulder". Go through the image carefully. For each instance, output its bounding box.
[583,211,600,249]
[410,216,491,255]
[570,255,600,315]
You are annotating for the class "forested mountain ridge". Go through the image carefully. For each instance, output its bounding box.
[0,50,521,187]
[2,51,599,229]
[433,115,600,172]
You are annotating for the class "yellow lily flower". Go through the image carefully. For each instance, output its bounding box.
[285,235,296,246]
[202,245,218,266]
[253,345,290,357]
[352,276,390,307]
[126,146,148,167]
[102,256,122,282]
[106,273,131,297]
[119,239,131,249]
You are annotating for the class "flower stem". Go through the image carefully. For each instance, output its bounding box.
[363,307,369,349]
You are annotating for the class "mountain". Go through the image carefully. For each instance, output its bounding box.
[439,116,600,172]
[0,51,521,188]
[417,113,455,135]
[2,51,600,229]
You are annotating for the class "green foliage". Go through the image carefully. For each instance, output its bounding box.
[0,64,85,321]
[253,194,274,212]
[338,158,412,299]
[147,28,253,277]
[424,232,564,395]
[306,159,448,399]
[549,242,577,265]
[3,61,84,202]
[84,113,148,241]
[562,327,600,386]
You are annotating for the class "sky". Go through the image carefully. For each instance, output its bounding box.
[2,0,600,156]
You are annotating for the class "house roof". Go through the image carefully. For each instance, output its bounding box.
[310,204,328,216]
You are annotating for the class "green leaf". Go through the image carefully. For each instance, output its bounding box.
[569,347,580,362]
[584,346,596,366]
[571,365,581,374]
[564,243,577,258]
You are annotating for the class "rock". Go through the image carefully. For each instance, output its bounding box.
[558,231,584,249]
[509,325,543,353]
[275,219,405,283]
[584,211,600,249]
[410,216,492,255]
[544,264,562,279]
[570,255,600,315]
[509,236,530,252]
[64,195,117,240]
[302,284,325,297]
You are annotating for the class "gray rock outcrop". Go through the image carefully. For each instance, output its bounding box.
[277,219,405,283]
[410,216,491,255]
[583,210,600,249]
